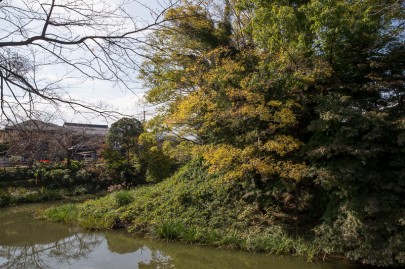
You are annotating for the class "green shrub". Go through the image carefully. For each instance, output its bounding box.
[153,220,185,241]
[38,188,63,201]
[0,167,33,182]
[0,189,11,206]
[42,169,71,185]
[71,186,88,196]
[114,190,134,207]
[45,204,79,223]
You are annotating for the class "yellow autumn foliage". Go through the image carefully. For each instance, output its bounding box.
[263,135,303,156]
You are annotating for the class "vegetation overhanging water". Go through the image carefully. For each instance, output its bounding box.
[1,202,364,269]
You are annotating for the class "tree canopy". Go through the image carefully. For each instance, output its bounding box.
[139,0,405,266]
[107,117,143,157]
[103,117,144,182]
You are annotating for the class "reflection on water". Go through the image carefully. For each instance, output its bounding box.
[0,234,101,269]
[0,203,361,269]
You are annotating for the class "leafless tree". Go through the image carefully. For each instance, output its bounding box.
[0,0,180,125]
[2,117,108,163]
[2,118,61,161]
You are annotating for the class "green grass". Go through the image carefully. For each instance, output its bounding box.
[45,203,79,223]
[153,220,185,241]
[114,190,134,207]
[43,160,320,260]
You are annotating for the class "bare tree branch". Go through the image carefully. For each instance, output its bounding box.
[0,0,180,124]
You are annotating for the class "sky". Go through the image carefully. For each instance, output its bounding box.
[1,0,172,127]
[58,0,166,126]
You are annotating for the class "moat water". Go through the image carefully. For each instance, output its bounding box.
[0,202,364,269]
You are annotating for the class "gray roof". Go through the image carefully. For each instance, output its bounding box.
[63,122,108,129]
[5,120,61,131]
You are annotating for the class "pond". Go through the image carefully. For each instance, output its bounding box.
[0,202,364,269]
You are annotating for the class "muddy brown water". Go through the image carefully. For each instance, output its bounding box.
[0,202,364,269]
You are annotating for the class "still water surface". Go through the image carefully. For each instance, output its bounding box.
[0,202,362,269]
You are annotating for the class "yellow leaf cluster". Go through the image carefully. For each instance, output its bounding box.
[263,135,303,156]
[201,144,243,174]
[279,162,307,181]
[198,142,307,183]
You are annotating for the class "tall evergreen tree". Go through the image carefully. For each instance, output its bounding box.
[242,0,404,265]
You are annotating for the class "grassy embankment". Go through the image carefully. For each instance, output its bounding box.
[43,160,320,261]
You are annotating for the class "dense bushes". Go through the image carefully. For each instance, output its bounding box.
[0,187,63,206]
[101,122,178,185]
[0,161,112,206]
[305,95,405,266]
[0,166,34,183]
[0,154,175,207]
[19,161,118,189]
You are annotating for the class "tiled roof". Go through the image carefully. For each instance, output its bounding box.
[63,122,108,129]
[5,120,61,131]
